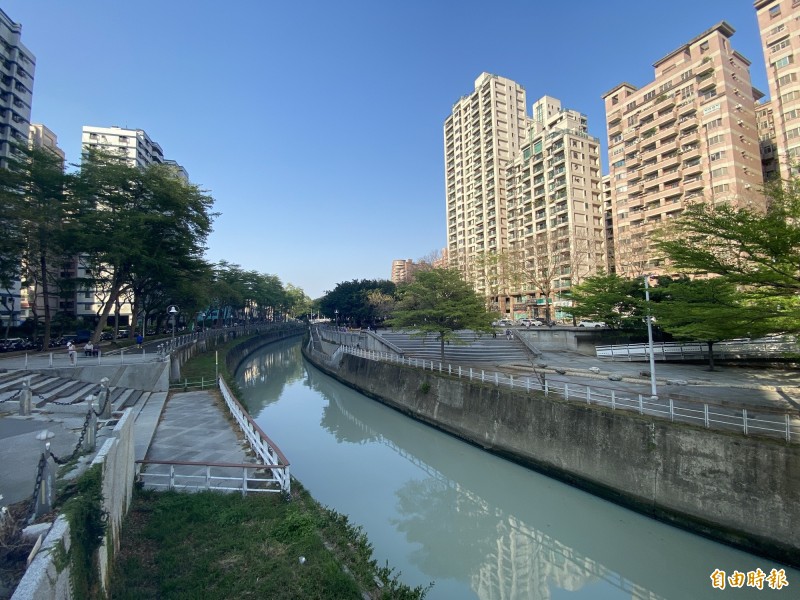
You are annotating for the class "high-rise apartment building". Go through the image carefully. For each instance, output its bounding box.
[82,125,164,167]
[756,99,780,180]
[0,8,34,169]
[505,96,604,320]
[444,73,528,306]
[603,22,764,277]
[755,0,800,178]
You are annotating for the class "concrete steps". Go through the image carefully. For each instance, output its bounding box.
[378,330,533,366]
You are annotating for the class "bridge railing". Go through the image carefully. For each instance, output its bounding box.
[340,346,798,444]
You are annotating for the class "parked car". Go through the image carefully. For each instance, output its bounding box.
[99,331,114,341]
[117,329,129,339]
[577,320,606,328]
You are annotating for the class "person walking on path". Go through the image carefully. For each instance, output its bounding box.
[67,341,77,365]
[136,333,143,349]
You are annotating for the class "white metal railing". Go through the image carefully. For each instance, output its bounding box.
[339,346,798,444]
[135,460,282,495]
[596,340,799,361]
[218,376,290,493]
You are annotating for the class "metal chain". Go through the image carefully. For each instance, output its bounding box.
[91,392,110,417]
[26,454,46,522]
[34,384,103,406]
[49,410,92,465]
[0,389,21,404]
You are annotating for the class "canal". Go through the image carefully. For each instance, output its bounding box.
[236,338,797,599]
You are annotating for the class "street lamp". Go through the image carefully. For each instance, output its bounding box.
[644,275,657,399]
[334,309,338,326]
[197,311,205,333]
[168,305,179,339]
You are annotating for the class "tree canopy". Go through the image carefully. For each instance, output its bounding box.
[388,268,495,362]
[318,279,396,327]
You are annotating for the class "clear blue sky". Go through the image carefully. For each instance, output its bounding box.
[5,1,768,299]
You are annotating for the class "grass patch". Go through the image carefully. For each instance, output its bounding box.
[111,484,430,599]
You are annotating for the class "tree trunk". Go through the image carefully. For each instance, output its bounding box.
[92,271,125,341]
[440,332,446,364]
[39,251,52,350]
[707,340,715,371]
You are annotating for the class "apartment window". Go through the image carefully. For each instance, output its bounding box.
[778,72,798,86]
[680,69,693,81]
[785,108,800,121]
[769,5,781,18]
[707,134,724,145]
[613,159,625,168]
[782,90,800,103]
[658,81,674,93]
[626,101,637,112]
[713,183,730,193]
[705,118,723,130]
[711,166,728,177]
[643,90,656,102]
[681,84,695,99]
[770,38,792,54]
[709,150,726,161]
[611,94,619,105]
[699,41,710,53]
[787,126,800,140]
[771,24,786,36]
[627,115,638,126]
[774,55,794,69]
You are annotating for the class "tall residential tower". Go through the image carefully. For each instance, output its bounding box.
[0,8,34,169]
[444,73,528,307]
[603,22,764,277]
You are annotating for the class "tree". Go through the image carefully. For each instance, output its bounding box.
[652,277,772,370]
[567,272,643,329]
[388,268,495,362]
[655,180,800,331]
[74,149,216,342]
[318,279,396,327]
[0,145,74,348]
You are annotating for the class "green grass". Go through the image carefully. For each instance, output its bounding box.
[111,485,431,599]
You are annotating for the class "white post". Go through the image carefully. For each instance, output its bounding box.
[495,372,498,385]
[638,394,643,414]
[704,404,709,428]
[669,398,674,421]
[469,367,473,380]
[787,414,791,442]
[743,409,748,435]
[586,387,591,404]
[644,275,657,398]
[565,384,569,400]
[611,390,615,410]
[481,370,485,382]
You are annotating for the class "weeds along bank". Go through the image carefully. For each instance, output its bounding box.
[302,347,800,569]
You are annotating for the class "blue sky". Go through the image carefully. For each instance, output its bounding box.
[5,1,769,299]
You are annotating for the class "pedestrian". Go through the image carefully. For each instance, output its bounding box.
[84,341,94,357]
[136,333,143,348]
[505,329,511,340]
[67,341,76,365]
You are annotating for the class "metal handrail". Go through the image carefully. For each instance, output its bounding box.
[218,376,291,493]
[135,459,283,494]
[340,346,798,444]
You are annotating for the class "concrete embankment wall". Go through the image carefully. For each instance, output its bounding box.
[304,349,800,567]
[12,408,136,600]
[223,325,306,374]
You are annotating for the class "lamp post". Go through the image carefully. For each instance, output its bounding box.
[168,305,179,340]
[644,275,657,398]
[198,311,205,333]
[334,309,338,326]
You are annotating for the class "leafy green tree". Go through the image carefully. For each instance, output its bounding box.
[0,145,74,348]
[74,149,215,341]
[318,279,396,327]
[652,277,771,370]
[567,272,643,329]
[387,268,494,362]
[655,180,800,331]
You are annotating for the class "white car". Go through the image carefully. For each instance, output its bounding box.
[577,320,606,328]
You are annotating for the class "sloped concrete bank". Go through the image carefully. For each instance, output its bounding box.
[223,324,305,374]
[303,348,800,568]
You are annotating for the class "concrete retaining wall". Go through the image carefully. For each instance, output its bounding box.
[223,325,306,374]
[12,408,136,600]
[304,349,800,567]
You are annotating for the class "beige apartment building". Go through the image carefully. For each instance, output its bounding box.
[444,73,528,308]
[603,22,764,278]
[756,99,780,179]
[756,0,800,178]
[390,259,420,285]
[505,96,605,320]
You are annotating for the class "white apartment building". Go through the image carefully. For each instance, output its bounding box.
[603,22,764,277]
[755,0,800,178]
[0,8,34,169]
[82,125,164,167]
[444,73,529,309]
[506,96,604,320]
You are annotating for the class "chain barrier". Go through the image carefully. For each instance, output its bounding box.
[33,384,102,406]
[49,409,92,465]
[0,389,21,404]
[26,453,46,522]
[91,392,110,417]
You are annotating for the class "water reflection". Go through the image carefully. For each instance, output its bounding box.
[237,339,797,600]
